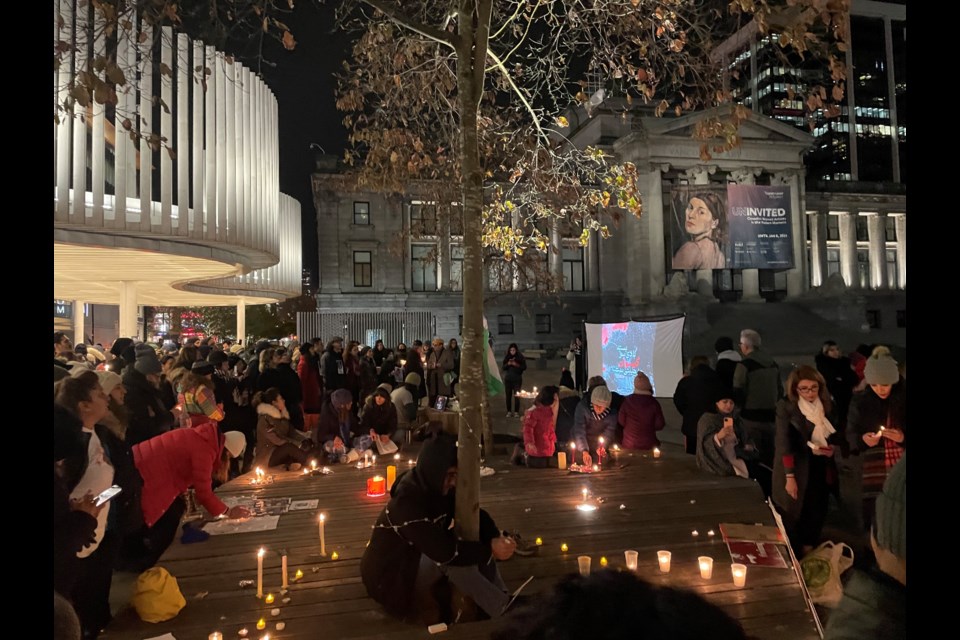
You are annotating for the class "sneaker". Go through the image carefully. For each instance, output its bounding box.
[480,466,496,477]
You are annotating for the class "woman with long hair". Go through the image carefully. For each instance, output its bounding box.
[502,343,527,417]
[316,388,359,463]
[252,388,313,470]
[672,192,726,270]
[177,361,224,431]
[773,365,843,556]
[361,386,399,450]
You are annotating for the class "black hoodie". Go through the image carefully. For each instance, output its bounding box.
[360,433,501,620]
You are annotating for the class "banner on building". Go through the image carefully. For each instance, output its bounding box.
[669,184,794,270]
[726,184,794,269]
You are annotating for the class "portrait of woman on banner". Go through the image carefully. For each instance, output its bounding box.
[671,191,727,270]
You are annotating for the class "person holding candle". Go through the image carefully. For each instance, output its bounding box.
[361,386,400,448]
[514,385,559,468]
[571,386,618,465]
[316,388,360,463]
[252,388,314,471]
[361,433,521,624]
[502,344,527,418]
[617,372,665,451]
[696,388,765,491]
[845,349,905,535]
[131,424,251,568]
[391,373,422,446]
[772,366,844,557]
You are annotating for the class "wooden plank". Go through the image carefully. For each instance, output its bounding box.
[104,442,818,639]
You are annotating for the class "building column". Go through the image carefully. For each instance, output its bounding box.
[644,164,669,301]
[73,300,86,346]
[438,209,451,291]
[894,214,906,289]
[837,211,858,287]
[119,281,139,339]
[548,217,562,282]
[884,17,901,183]
[682,165,717,294]
[773,170,807,298]
[237,302,247,346]
[808,210,828,287]
[731,167,762,301]
[585,229,600,291]
[867,213,888,290]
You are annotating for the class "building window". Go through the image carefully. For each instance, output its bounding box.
[410,201,438,236]
[826,215,840,241]
[535,314,552,334]
[855,215,869,242]
[866,309,881,329]
[562,247,585,291]
[497,314,514,335]
[353,251,372,287]
[857,249,870,288]
[826,249,840,278]
[885,216,897,241]
[411,245,438,292]
[353,202,370,225]
[886,249,898,290]
[488,258,512,292]
[896,309,905,328]
[450,245,464,291]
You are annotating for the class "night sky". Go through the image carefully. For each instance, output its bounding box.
[260,2,354,289]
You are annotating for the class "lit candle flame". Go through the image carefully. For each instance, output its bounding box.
[561,543,569,552]
[582,487,588,501]
[320,513,326,523]
[598,436,604,445]
[331,551,339,560]
[394,453,400,460]
[535,537,543,546]
[258,547,265,558]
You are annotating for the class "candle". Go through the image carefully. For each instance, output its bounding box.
[698,556,714,579]
[624,549,639,571]
[581,487,588,502]
[209,633,223,640]
[394,453,401,461]
[257,548,265,598]
[311,459,318,470]
[331,551,339,560]
[691,530,699,537]
[707,529,715,537]
[599,556,608,567]
[367,476,386,496]
[561,543,569,553]
[535,537,543,546]
[256,618,266,631]
[281,554,288,588]
[876,425,886,437]
[657,550,672,573]
[319,514,326,556]
[386,465,397,491]
[302,468,309,475]
[653,447,661,459]
[557,451,567,470]
[592,464,599,472]
[408,458,415,466]
[731,563,747,587]
[372,455,377,465]
[294,569,303,581]
[238,628,248,637]
[264,593,274,605]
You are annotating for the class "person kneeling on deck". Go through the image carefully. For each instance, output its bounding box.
[361,433,517,624]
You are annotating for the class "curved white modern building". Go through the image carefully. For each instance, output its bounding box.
[54,0,301,342]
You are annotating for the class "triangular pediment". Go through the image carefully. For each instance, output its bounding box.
[643,106,813,146]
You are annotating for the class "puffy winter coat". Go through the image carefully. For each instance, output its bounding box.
[522,404,557,457]
[618,393,665,450]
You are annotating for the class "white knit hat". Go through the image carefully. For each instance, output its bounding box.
[223,431,247,458]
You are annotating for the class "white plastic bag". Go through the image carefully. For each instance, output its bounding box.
[800,541,854,608]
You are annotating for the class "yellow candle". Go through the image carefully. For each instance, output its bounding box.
[561,543,569,552]
[535,537,543,546]
[599,556,608,567]
[386,465,397,491]
[294,569,303,580]
[557,451,567,470]
[264,593,274,604]
[331,551,339,560]
[256,619,266,630]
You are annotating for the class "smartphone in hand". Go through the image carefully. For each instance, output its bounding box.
[94,485,122,507]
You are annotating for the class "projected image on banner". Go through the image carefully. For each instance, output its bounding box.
[584,317,685,398]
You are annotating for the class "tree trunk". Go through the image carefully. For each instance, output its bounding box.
[453,0,491,543]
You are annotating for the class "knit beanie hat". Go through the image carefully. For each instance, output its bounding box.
[874,452,906,559]
[331,388,353,407]
[714,336,735,353]
[110,337,134,357]
[864,354,899,385]
[591,385,612,409]
[377,382,393,393]
[404,372,422,387]
[135,349,163,376]
[191,360,215,376]
[96,371,124,395]
[223,431,247,458]
[634,372,653,394]
[134,343,156,360]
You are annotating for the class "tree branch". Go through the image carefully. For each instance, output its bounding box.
[359,0,456,49]
[486,49,549,145]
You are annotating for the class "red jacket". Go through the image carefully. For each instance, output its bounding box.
[298,354,323,413]
[522,404,557,457]
[133,422,227,527]
[618,393,665,450]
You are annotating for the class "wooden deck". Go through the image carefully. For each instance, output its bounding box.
[103,443,820,640]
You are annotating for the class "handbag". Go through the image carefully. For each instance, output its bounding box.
[800,541,854,608]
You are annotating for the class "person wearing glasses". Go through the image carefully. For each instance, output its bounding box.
[773,366,844,557]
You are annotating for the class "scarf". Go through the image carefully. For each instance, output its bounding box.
[591,407,610,421]
[798,396,836,448]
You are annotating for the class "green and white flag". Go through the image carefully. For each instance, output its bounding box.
[483,316,504,397]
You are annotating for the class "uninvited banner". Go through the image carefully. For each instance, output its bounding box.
[726,184,794,269]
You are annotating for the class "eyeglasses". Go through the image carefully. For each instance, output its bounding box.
[797,384,820,393]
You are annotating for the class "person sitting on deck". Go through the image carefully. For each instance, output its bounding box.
[252,388,314,471]
[571,385,618,465]
[516,385,559,468]
[360,385,399,451]
[360,433,519,624]
[696,387,768,495]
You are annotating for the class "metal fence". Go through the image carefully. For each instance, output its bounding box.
[297,312,435,348]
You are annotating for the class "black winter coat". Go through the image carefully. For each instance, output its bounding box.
[122,368,176,447]
[673,364,725,439]
[53,469,98,596]
[320,349,347,391]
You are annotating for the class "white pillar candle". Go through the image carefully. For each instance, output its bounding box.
[698,556,714,579]
[731,563,747,587]
[281,554,288,588]
[657,550,672,573]
[319,513,327,556]
[257,548,265,598]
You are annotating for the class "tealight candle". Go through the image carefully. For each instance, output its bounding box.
[653,447,661,459]
[238,628,248,637]
[657,550,672,573]
[294,569,303,580]
[707,529,715,537]
[394,453,401,461]
[331,551,339,560]
[264,593,274,604]
[561,543,569,553]
[599,556,608,567]
[311,459,318,470]
[408,459,415,466]
[302,468,309,475]
[535,537,543,546]
[209,633,223,640]
[731,563,747,587]
[698,556,714,579]
[691,530,699,537]
[367,475,386,497]
[592,464,599,472]
[256,619,266,630]
[624,549,639,571]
